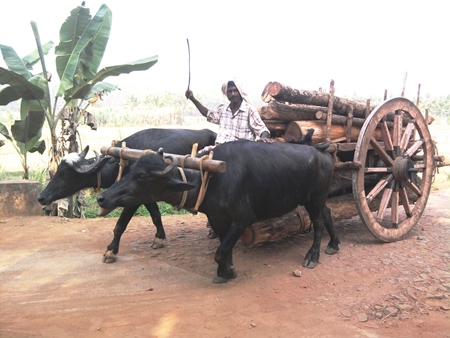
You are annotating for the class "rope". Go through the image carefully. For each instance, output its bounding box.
[174,167,188,210]
[193,152,213,211]
[116,146,129,182]
[94,172,102,193]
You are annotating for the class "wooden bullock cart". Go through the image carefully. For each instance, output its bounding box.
[101,80,448,246]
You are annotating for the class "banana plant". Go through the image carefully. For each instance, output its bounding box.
[0,3,158,180]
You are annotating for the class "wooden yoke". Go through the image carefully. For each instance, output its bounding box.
[100,145,227,174]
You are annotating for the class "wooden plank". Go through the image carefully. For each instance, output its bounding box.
[100,146,227,174]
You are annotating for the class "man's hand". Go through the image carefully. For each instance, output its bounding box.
[258,137,274,144]
[185,89,194,100]
[258,132,274,143]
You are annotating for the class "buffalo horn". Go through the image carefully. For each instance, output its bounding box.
[151,154,178,177]
[75,150,102,174]
[79,145,89,159]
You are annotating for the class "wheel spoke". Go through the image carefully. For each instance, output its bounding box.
[403,178,422,196]
[366,173,393,203]
[404,139,424,158]
[400,121,415,153]
[376,182,393,223]
[380,120,393,151]
[399,185,412,218]
[370,137,394,166]
[393,111,403,147]
[391,188,399,228]
[365,167,392,173]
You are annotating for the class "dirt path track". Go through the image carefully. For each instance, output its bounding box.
[1,190,449,338]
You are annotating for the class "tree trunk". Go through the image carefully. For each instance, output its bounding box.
[260,101,330,121]
[263,81,375,118]
[262,120,288,137]
[240,206,311,246]
[284,120,383,143]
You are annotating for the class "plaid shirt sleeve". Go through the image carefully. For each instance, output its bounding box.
[247,104,270,139]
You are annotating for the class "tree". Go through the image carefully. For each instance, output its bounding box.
[0,3,158,180]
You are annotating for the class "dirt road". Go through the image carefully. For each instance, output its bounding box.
[1,189,449,338]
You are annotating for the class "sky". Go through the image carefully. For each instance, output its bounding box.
[1,0,449,102]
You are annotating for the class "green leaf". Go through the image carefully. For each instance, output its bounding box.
[28,139,46,154]
[0,122,12,141]
[0,67,45,105]
[0,85,22,105]
[22,41,54,70]
[55,6,91,80]
[11,111,45,152]
[56,4,112,97]
[80,6,111,81]
[0,45,31,79]
[67,55,158,100]
[84,82,119,100]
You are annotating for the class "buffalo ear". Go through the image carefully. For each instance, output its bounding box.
[166,178,196,192]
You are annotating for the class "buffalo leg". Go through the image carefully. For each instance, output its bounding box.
[103,205,139,263]
[212,223,247,284]
[302,202,326,269]
[323,205,340,255]
[144,202,167,248]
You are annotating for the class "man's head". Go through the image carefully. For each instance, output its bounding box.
[225,81,242,104]
[221,79,250,104]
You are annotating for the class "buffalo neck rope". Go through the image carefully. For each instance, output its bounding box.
[95,144,129,193]
[107,147,213,213]
[174,152,213,213]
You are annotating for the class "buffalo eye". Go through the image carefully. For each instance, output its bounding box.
[136,173,147,181]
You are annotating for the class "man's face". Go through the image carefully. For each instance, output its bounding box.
[226,84,242,104]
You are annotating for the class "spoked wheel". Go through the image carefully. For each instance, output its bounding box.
[352,97,435,242]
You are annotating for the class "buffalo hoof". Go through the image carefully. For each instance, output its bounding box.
[213,268,237,284]
[325,245,339,255]
[207,229,218,239]
[151,237,166,249]
[302,259,318,269]
[103,250,117,263]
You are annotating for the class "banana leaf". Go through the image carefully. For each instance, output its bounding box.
[56,4,112,97]
[0,44,31,79]
[0,67,45,105]
[67,55,158,100]
[21,41,54,70]
[84,82,119,100]
[11,111,46,153]
[0,122,12,141]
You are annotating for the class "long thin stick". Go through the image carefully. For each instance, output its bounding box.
[187,38,191,91]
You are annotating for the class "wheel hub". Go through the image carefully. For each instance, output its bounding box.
[393,157,414,181]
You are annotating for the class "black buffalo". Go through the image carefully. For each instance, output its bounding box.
[97,136,339,283]
[38,128,216,261]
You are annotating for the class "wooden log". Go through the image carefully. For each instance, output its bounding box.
[315,111,399,128]
[100,146,227,174]
[240,206,311,246]
[315,111,367,127]
[265,81,376,118]
[263,119,288,137]
[284,120,383,143]
[260,101,330,121]
[261,81,273,103]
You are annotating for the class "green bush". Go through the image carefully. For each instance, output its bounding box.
[81,188,188,218]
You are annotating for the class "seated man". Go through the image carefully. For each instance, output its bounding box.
[185,79,273,151]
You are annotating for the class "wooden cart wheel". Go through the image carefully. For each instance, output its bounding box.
[352,97,435,242]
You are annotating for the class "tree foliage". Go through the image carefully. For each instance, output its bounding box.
[0,3,158,179]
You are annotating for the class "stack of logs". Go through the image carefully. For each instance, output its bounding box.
[259,80,382,144]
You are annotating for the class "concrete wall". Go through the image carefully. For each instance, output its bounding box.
[0,180,43,217]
